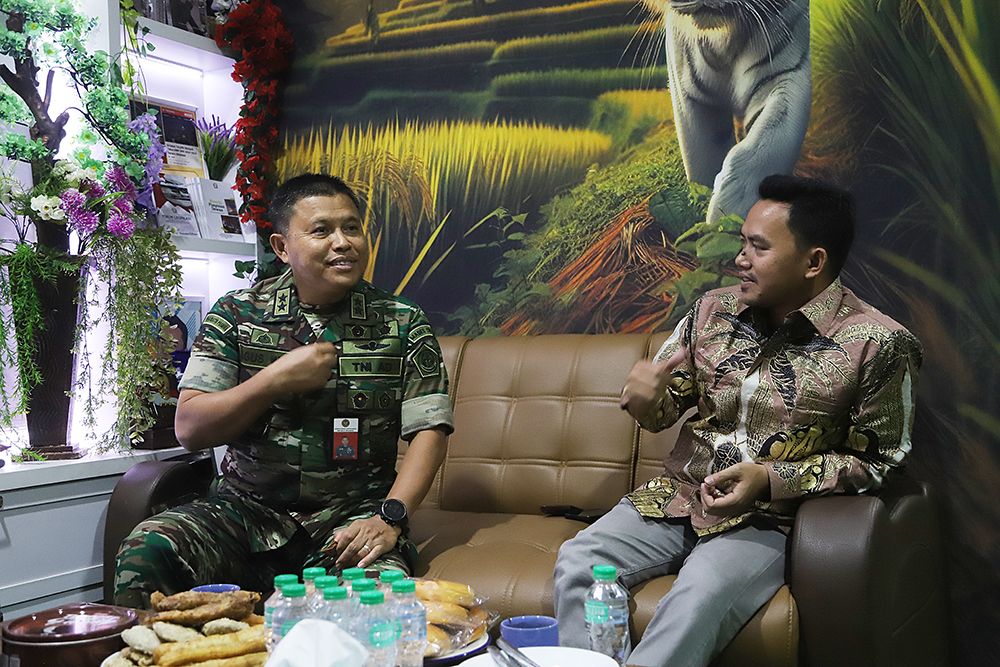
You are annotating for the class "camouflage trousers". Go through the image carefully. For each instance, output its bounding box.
[113,492,415,609]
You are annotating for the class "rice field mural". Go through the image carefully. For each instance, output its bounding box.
[275,0,1000,655]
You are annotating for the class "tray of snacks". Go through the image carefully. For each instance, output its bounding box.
[101,589,266,667]
[416,579,495,665]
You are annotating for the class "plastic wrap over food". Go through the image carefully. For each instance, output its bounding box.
[413,579,497,657]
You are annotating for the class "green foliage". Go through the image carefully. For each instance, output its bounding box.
[0,246,80,421]
[448,126,695,335]
[491,67,670,98]
[489,25,655,75]
[667,212,742,314]
[75,226,184,449]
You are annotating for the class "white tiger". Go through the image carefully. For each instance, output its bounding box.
[645,0,812,221]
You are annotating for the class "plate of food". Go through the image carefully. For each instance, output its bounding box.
[459,646,617,667]
[425,633,490,665]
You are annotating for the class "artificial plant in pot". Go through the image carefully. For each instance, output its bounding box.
[0,0,183,454]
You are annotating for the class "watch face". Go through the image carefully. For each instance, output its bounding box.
[381,499,407,524]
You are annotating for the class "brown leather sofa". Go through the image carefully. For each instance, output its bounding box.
[104,333,951,667]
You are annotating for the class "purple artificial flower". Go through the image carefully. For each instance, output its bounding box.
[105,166,138,201]
[69,207,100,234]
[127,113,168,214]
[112,195,134,217]
[107,209,135,238]
[84,180,105,199]
[60,188,87,212]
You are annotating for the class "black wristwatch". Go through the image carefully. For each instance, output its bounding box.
[379,498,409,535]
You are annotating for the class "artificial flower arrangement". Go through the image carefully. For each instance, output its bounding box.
[195,114,238,181]
[0,0,184,452]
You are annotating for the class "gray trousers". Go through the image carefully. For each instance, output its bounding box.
[553,500,787,667]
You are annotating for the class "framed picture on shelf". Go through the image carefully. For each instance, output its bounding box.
[134,0,209,37]
[130,98,205,178]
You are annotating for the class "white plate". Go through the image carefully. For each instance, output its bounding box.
[426,633,490,665]
[458,646,617,667]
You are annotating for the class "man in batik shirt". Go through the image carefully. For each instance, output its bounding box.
[114,174,453,608]
[554,175,921,667]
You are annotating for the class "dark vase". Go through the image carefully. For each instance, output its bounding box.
[23,267,81,447]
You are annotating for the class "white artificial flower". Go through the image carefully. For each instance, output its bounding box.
[54,160,74,176]
[49,206,66,221]
[30,195,61,220]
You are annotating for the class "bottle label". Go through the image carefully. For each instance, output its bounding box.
[585,600,609,623]
[370,621,397,648]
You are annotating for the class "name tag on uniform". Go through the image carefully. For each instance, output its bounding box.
[332,418,359,460]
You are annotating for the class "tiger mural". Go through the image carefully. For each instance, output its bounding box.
[645,0,812,221]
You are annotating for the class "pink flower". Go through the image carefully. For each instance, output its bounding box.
[107,210,135,238]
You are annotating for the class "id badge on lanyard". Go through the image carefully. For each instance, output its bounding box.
[331,417,360,460]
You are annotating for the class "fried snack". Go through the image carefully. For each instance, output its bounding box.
[201,618,249,635]
[424,601,471,626]
[467,607,488,642]
[244,614,264,626]
[177,653,268,667]
[152,591,244,612]
[425,623,453,657]
[152,624,264,667]
[153,622,203,643]
[151,592,166,610]
[122,625,162,654]
[148,591,260,627]
[414,579,477,607]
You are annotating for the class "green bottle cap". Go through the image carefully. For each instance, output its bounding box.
[359,590,384,605]
[324,586,349,601]
[274,574,299,587]
[303,567,326,581]
[593,565,618,580]
[341,568,366,581]
[314,575,338,590]
[380,570,404,583]
[283,583,307,598]
[352,578,377,593]
[392,580,416,594]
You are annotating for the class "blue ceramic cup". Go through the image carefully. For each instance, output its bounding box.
[499,615,559,648]
[191,583,241,593]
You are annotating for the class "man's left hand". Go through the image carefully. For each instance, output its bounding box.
[701,462,770,516]
[330,516,402,569]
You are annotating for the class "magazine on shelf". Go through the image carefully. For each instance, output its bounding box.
[185,177,244,242]
[129,98,205,178]
[154,173,202,237]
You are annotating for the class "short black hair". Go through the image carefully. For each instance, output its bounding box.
[757,174,855,277]
[268,174,364,236]
[164,314,188,348]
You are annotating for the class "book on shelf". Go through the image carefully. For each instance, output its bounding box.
[185,177,245,243]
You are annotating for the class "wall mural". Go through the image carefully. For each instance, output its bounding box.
[276,0,1000,655]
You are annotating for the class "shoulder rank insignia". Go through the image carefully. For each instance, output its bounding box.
[351,293,367,320]
[273,287,292,318]
[408,324,433,345]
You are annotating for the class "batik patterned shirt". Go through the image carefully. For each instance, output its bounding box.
[626,278,922,536]
[180,268,454,551]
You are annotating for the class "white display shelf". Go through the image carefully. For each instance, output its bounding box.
[0,446,187,491]
[136,17,233,72]
[174,235,255,256]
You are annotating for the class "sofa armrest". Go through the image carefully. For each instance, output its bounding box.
[790,479,951,667]
[102,455,215,603]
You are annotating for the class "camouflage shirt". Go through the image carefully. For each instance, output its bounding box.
[180,268,454,550]
[627,278,922,536]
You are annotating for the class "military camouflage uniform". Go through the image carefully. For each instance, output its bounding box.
[114,268,453,608]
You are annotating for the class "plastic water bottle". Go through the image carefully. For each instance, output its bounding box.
[378,570,404,597]
[311,575,339,612]
[272,583,311,648]
[303,567,326,599]
[341,567,366,595]
[264,574,299,652]
[585,565,629,665]
[390,579,427,667]
[351,590,398,667]
[322,585,357,630]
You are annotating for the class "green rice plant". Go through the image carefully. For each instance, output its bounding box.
[326,0,639,55]
[492,24,655,64]
[276,118,613,292]
[490,67,669,98]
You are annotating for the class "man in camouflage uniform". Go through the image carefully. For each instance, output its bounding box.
[114,174,453,608]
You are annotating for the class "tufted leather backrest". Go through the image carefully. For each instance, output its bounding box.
[433,333,658,514]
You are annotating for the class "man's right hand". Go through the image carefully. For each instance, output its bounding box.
[620,346,686,419]
[260,341,338,395]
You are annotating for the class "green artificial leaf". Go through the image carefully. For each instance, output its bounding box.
[695,233,742,262]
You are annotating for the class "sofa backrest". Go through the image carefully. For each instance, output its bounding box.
[404,333,683,515]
